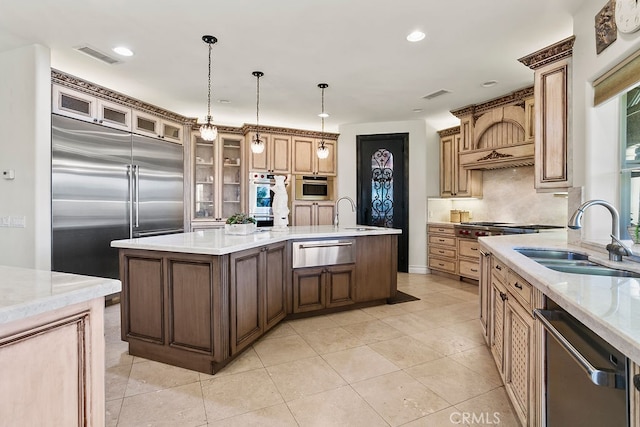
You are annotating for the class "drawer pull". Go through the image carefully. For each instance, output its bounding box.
[495,265,502,271]
[438,263,445,267]
[438,250,445,254]
[471,247,478,251]
[438,239,445,243]
[470,268,478,272]
[500,292,507,301]
[514,282,523,290]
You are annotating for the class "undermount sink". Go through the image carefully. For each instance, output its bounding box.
[516,248,640,278]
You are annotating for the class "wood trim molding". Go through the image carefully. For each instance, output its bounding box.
[517,36,576,70]
[593,47,640,106]
[437,126,460,137]
[52,69,198,125]
[450,86,534,119]
[190,123,340,139]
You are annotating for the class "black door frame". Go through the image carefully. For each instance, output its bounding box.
[356,133,409,272]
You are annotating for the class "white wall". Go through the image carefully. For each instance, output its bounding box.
[337,120,436,274]
[572,1,640,242]
[0,44,51,269]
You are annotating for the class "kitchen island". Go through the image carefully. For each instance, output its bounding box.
[111,225,400,374]
[0,266,121,426]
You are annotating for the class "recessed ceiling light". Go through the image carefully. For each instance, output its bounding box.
[406,31,426,42]
[482,80,498,88]
[412,108,423,113]
[318,112,330,118]
[218,99,231,104]
[112,46,134,57]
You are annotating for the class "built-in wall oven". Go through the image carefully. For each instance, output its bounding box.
[535,298,629,426]
[294,175,334,201]
[248,172,288,226]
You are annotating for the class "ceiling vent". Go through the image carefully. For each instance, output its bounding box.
[422,89,451,100]
[74,45,121,65]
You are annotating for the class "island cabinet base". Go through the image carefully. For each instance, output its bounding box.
[119,234,398,375]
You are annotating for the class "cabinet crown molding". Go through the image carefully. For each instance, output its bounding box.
[51,69,197,126]
[191,123,340,139]
[437,126,461,137]
[517,36,576,70]
[450,86,534,119]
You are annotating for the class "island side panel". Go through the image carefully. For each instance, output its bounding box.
[119,249,229,374]
[355,234,398,302]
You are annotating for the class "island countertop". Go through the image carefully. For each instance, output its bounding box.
[480,231,640,365]
[0,265,122,325]
[111,225,402,256]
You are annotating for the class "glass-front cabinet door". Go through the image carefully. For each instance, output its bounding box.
[194,134,216,218]
[221,135,244,218]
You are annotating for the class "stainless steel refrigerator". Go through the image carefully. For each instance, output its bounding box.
[51,114,184,279]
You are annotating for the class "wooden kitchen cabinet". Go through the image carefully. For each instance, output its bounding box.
[355,234,397,302]
[246,132,291,174]
[292,264,355,313]
[519,36,575,192]
[458,238,480,280]
[438,128,482,198]
[291,201,335,226]
[292,136,337,176]
[53,84,133,131]
[427,223,458,275]
[479,249,492,344]
[230,242,287,353]
[132,110,183,144]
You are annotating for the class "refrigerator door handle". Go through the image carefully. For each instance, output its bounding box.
[134,164,140,228]
[127,164,134,237]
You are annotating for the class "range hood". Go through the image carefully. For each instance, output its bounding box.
[459,141,534,170]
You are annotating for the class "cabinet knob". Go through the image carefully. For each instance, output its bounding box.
[495,265,502,271]
[500,292,507,301]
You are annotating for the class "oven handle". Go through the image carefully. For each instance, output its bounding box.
[534,309,625,388]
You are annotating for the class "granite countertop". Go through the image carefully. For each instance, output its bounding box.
[111,225,402,256]
[0,266,122,325]
[480,231,640,365]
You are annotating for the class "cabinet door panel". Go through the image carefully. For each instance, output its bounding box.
[168,259,213,353]
[355,235,394,301]
[505,297,534,426]
[293,137,315,174]
[265,243,286,329]
[125,256,164,343]
[271,135,291,173]
[326,265,355,308]
[230,248,262,353]
[316,139,336,175]
[316,203,335,226]
[248,133,269,171]
[293,267,325,312]
[292,203,313,226]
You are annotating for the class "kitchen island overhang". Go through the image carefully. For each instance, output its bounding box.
[111,225,401,374]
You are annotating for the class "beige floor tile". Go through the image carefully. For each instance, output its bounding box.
[208,403,298,427]
[124,359,201,397]
[454,387,520,427]
[406,357,502,405]
[448,346,502,385]
[342,319,405,343]
[266,356,346,401]
[444,318,487,345]
[352,370,450,426]
[394,298,441,313]
[287,315,340,334]
[361,303,410,319]
[261,321,298,340]
[105,364,132,401]
[299,326,364,354]
[326,309,377,326]
[105,398,122,427]
[104,338,134,369]
[440,287,479,302]
[322,345,399,383]
[368,335,444,369]
[201,368,283,422]
[417,292,467,307]
[206,347,264,379]
[287,385,388,427]
[118,382,207,427]
[401,406,462,426]
[252,334,318,367]
[411,327,482,356]
[381,312,440,335]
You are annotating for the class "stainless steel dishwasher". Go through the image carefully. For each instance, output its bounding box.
[535,298,629,426]
[292,239,356,269]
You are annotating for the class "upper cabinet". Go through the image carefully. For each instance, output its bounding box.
[438,127,482,198]
[51,70,193,145]
[292,137,337,176]
[518,36,575,192]
[246,132,291,174]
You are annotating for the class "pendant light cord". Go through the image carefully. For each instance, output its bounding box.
[256,73,260,138]
[206,42,212,120]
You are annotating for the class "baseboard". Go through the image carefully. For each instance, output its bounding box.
[408,265,428,274]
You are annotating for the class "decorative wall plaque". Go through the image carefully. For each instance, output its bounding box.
[595,0,617,54]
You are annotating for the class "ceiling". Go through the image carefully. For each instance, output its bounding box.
[0,0,583,133]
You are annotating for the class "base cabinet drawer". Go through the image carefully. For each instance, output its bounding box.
[429,246,456,259]
[429,257,456,274]
[429,235,456,247]
[459,259,480,280]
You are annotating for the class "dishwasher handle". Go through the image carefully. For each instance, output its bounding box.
[534,309,625,389]
[299,242,353,249]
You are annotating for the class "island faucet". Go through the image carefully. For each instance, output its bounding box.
[568,199,632,261]
[334,196,356,227]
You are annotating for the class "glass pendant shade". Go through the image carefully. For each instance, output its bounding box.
[317,142,329,159]
[200,117,217,141]
[251,135,265,154]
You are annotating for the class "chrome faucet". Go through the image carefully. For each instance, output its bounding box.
[334,196,356,227]
[568,199,632,261]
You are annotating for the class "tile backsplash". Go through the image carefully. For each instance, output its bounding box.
[428,166,568,225]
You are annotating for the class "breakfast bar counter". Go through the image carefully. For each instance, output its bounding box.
[111,226,400,374]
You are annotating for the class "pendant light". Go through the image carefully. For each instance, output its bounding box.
[199,35,218,141]
[251,71,265,154]
[317,83,330,159]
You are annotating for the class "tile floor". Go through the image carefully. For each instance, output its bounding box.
[105,272,518,426]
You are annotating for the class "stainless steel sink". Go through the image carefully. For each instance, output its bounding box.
[516,248,640,278]
[515,248,589,261]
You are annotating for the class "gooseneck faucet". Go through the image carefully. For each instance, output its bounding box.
[334,196,356,227]
[568,199,632,261]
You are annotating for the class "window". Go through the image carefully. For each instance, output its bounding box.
[620,85,640,240]
[371,149,394,227]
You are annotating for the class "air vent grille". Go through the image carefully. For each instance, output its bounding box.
[423,89,451,100]
[75,45,121,65]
